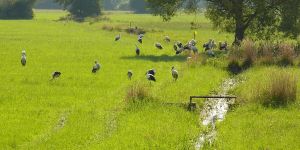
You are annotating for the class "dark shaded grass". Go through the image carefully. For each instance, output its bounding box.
[120,54,186,62]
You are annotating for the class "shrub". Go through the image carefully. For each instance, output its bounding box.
[125,82,152,103]
[186,53,208,69]
[278,43,295,66]
[256,71,297,107]
[241,39,256,69]
[295,40,300,56]
[257,42,275,65]
[129,0,149,14]
[125,27,146,35]
[54,0,101,19]
[0,0,36,19]
[227,57,242,75]
[228,46,242,74]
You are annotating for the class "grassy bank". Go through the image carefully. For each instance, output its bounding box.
[212,67,300,149]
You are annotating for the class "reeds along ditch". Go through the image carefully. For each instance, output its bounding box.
[255,70,297,107]
[227,40,298,74]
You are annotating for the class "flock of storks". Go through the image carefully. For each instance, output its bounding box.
[114,33,227,82]
[20,33,227,83]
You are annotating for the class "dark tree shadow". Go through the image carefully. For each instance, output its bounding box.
[120,54,186,62]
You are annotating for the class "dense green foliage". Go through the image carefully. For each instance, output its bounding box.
[54,0,101,18]
[0,0,36,19]
[147,0,300,42]
[129,0,148,13]
[103,0,129,10]
[34,0,62,9]
[279,0,300,38]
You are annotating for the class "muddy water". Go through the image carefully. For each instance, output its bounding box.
[195,79,237,150]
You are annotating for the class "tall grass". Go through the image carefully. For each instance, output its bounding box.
[278,43,295,66]
[241,39,257,69]
[255,70,297,107]
[228,40,298,68]
[125,82,152,104]
[257,42,275,65]
[227,46,242,74]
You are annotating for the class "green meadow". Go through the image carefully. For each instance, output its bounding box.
[0,10,299,149]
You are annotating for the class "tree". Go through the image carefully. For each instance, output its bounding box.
[103,0,130,10]
[0,0,36,19]
[147,0,300,43]
[34,0,62,9]
[54,0,101,18]
[129,0,149,13]
[279,0,300,38]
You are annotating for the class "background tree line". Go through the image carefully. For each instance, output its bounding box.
[0,0,36,19]
[0,0,299,42]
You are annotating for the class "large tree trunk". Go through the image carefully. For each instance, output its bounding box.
[233,1,245,45]
[234,24,245,45]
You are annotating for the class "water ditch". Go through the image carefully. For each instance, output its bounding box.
[195,78,237,149]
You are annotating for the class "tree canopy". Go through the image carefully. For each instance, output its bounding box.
[0,0,36,19]
[129,0,149,14]
[103,0,129,10]
[147,0,300,43]
[54,0,101,18]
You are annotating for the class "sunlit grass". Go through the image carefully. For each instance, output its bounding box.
[0,10,229,149]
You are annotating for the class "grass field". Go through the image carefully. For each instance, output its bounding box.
[212,67,300,149]
[0,10,230,149]
[1,10,299,149]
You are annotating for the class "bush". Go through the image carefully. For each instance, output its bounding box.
[228,46,242,74]
[125,82,152,104]
[228,57,242,75]
[241,39,257,69]
[69,0,100,18]
[256,71,297,107]
[54,0,101,19]
[186,53,202,68]
[0,0,36,19]
[129,0,149,14]
[257,42,275,65]
[278,43,295,66]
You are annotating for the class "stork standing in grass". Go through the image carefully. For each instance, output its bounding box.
[165,36,171,42]
[219,41,228,50]
[135,45,140,56]
[146,69,156,83]
[51,71,61,80]
[21,50,26,66]
[127,70,133,80]
[92,61,101,73]
[155,43,163,49]
[146,74,156,82]
[146,69,156,76]
[171,66,178,81]
[138,34,143,44]
[189,39,197,46]
[115,34,121,41]
[191,45,199,54]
